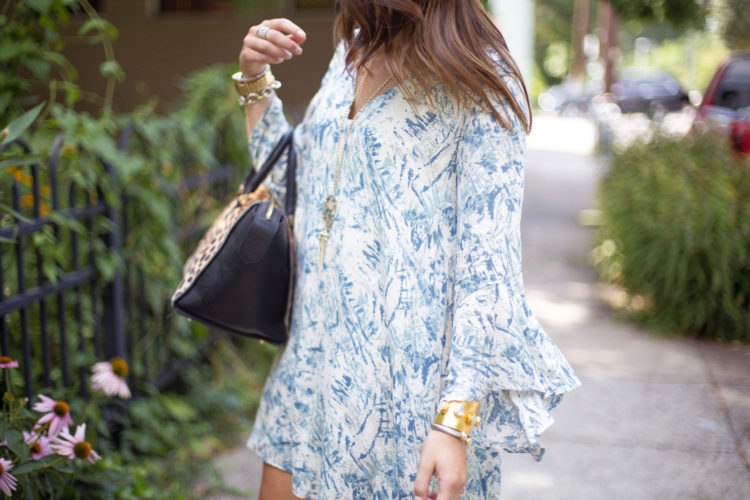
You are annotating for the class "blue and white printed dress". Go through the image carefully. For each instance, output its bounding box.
[246,42,580,499]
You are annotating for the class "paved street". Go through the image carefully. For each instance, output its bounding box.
[210,117,750,499]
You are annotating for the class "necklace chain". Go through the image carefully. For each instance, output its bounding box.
[317,71,394,274]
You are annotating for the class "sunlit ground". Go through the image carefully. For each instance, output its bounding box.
[528,113,598,155]
[529,107,695,156]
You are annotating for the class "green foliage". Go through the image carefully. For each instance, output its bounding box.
[0,2,273,498]
[0,0,120,123]
[110,339,275,498]
[619,31,729,93]
[718,0,750,50]
[595,132,750,341]
[534,0,576,88]
[609,0,707,29]
[0,338,274,499]
[532,0,710,92]
[0,361,131,499]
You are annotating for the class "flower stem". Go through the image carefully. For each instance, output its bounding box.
[41,456,66,470]
[77,0,117,115]
[4,368,11,424]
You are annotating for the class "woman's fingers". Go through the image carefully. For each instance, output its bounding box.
[415,431,467,500]
[239,18,305,76]
[251,24,303,55]
[245,36,292,63]
[261,18,307,45]
[435,471,466,500]
[413,454,434,500]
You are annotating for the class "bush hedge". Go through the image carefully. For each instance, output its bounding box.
[595,132,750,341]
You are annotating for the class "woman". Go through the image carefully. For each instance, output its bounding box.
[236,1,579,499]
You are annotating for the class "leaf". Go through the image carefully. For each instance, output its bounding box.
[0,157,46,169]
[5,429,28,461]
[0,202,33,223]
[0,91,12,116]
[12,460,47,476]
[77,18,105,36]
[161,395,199,422]
[0,39,36,61]
[48,212,86,233]
[19,475,33,500]
[99,60,124,81]
[51,459,74,474]
[24,57,51,80]
[95,254,118,282]
[1,102,46,147]
[78,18,118,40]
[42,259,59,284]
[26,0,53,13]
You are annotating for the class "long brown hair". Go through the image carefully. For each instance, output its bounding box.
[334,0,532,132]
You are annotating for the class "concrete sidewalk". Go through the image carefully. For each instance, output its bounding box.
[502,145,750,499]
[209,118,750,499]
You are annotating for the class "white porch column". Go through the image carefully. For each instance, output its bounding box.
[488,0,535,84]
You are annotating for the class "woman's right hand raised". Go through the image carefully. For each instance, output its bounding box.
[239,19,307,78]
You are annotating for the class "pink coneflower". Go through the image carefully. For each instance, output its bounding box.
[23,431,53,460]
[0,357,17,369]
[91,357,131,399]
[50,424,100,464]
[0,458,17,496]
[32,395,73,437]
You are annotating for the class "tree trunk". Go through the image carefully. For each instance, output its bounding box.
[571,0,591,82]
[597,1,618,92]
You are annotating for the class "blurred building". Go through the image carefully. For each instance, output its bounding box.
[70,1,535,116]
[67,1,338,116]
[489,0,534,84]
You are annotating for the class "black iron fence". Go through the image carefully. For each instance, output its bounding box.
[0,129,238,401]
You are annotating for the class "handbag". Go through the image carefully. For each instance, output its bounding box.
[171,128,296,344]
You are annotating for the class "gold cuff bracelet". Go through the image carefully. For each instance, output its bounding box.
[434,400,481,437]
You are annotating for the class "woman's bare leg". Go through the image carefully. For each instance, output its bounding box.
[258,463,307,500]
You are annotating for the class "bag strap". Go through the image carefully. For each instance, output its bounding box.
[242,127,296,216]
[284,133,297,217]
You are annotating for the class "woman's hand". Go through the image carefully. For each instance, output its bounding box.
[239,18,307,77]
[414,430,468,500]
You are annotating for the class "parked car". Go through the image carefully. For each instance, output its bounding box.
[694,52,750,153]
[538,80,601,116]
[610,68,690,116]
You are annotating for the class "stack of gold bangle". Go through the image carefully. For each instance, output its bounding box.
[232,66,281,106]
[432,400,481,444]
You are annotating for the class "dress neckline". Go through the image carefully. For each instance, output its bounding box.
[344,70,400,122]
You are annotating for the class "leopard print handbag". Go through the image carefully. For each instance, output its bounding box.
[171,128,296,344]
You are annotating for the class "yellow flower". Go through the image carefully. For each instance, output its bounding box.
[61,143,76,157]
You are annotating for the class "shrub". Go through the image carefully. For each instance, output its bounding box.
[595,131,750,341]
[1,1,275,497]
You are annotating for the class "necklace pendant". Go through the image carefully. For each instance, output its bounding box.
[317,230,329,273]
[321,195,338,231]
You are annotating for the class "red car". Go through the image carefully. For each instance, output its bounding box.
[694,52,750,153]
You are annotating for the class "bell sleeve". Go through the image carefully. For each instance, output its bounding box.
[439,87,580,460]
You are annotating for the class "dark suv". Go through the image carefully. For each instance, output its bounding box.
[610,68,689,116]
[694,52,750,153]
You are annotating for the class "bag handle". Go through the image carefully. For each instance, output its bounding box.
[242,127,296,216]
